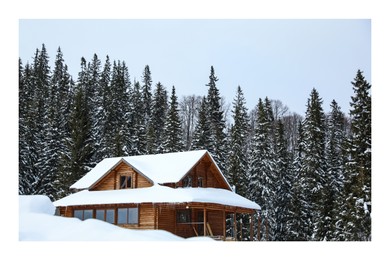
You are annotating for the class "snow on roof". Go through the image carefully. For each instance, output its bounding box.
[54,185,261,210]
[71,150,230,190]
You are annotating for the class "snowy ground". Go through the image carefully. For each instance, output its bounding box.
[19,195,214,241]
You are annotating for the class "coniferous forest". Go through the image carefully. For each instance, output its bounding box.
[19,44,371,241]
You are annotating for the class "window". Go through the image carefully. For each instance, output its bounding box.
[118,207,138,224]
[94,209,115,224]
[182,176,192,187]
[106,209,115,224]
[197,177,203,187]
[74,210,83,220]
[176,209,191,223]
[120,175,132,189]
[73,209,93,220]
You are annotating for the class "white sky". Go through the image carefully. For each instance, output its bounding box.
[19,19,370,116]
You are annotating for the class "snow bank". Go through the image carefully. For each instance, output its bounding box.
[19,195,214,241]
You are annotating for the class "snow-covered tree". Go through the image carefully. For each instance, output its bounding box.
[205,66,227,172]
[300,88,327,240]
[343,70,371,241]
[227,86,250,197]
[162,86,184,153]
[248,98,277,240]
[191,96,213,151]
[147,82,168,153]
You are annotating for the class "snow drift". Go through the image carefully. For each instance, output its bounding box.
[19,195,213,241]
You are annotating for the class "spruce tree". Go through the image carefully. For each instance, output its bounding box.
[205,66,227,172]
[301,88,327,240]
[227,86,250,197]
[288,120,308,240]
[97,55,112,159]
[147,82,168,153]
[129,81,147,155]
[163,86,184,153]
[274,119,294,241]
[191,96,213,151]
[248,98,277,240]
[344,70,371,240]
[59,86,93,197]
[324,100,347,240]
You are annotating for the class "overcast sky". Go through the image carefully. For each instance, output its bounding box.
[19,19,370,117]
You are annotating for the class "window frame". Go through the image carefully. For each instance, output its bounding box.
[120,175,132,189]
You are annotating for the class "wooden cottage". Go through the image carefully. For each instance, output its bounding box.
[54,150,261,240]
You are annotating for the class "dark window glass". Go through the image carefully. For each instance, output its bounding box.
[183,176,192,187]
[120,176,132,189]
[176,209,191,223]
[198,177,203,187]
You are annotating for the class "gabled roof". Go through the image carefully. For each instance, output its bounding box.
[70,150,231,190]
[54,185,261,210]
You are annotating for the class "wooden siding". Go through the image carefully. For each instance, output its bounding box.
[175,153,230,190]
[91,162,152,191]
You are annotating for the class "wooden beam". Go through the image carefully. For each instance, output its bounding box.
[257,214,261,241]
[233,210,237,241]
[203,207,207,236]
[250,213,254,241]
[223,209,226,241]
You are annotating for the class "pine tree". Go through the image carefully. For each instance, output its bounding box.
[248,98,277,240]
[104,61,131,157]
[163,86,184,153]
[227,86,250,197]
[19,59,37,195]
[129,80,147,155]
[274,119,294,241]
[324,100,347,240]
[301,88,327,240]
[49,47,73,198]
[86,54,102,166]
[147,82,168,153]
[288,120,308,240]
[344,70,371,240]
[59,86,93,197]
[205,66,227,172]
[32,44,56,198]
[191,96,213,151]
[97,55,112,159]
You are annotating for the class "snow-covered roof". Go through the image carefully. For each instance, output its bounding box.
[54,185,261,210]
[70,150,230,190]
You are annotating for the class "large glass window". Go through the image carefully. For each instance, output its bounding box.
[74,209,93,220]
[84,209,93,219]
[106,209,115,224]
[118,208,138,224]
[182,176,192,187]
[96,209,105,221]
[120,176,132,189]
[74,210,83,220]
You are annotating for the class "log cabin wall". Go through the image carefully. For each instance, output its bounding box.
[157,205,176,234]
[176,154,230,190]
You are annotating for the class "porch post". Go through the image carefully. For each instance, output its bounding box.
[203,207,207,236]
[222,209,226,241]
[250,213,254,241]
[257,214,261,241]
[233,210,237,241]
